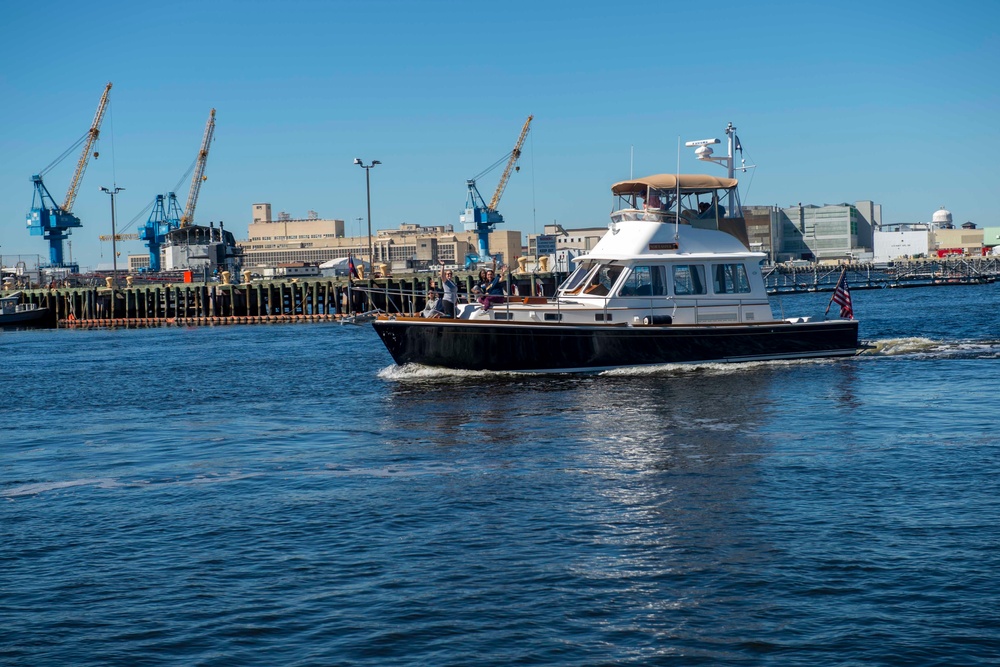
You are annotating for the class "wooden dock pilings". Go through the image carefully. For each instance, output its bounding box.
[5,273,564,329]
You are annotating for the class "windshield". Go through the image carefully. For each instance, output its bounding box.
[559,261,597,293]
[580,264,624,297]
[560,262,624,297]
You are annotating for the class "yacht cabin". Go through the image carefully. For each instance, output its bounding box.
[461,174,777,326]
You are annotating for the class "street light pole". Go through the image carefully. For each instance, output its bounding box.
[101,185,124,287]
[354,159,381,269]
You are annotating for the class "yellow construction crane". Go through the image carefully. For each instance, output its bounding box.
[181,108,216,226]
[460,115,533,265]
[488,114,532,212]
[28,82,113,268]
[65,82,113,213]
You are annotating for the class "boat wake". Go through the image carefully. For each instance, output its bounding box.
[599,357,836,377]
[379,336,1000,380]
[861,337,1000,359]
[378,363,530,381]
[379,357,835,380]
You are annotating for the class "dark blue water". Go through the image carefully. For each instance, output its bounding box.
[3,283,999,666]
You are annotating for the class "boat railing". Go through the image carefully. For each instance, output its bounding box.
[349,284,540,317]
[351,283,593,320]
[351,282,762,326]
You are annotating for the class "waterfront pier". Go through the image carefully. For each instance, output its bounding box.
[3,272,563,328]
[765,257,1000,293]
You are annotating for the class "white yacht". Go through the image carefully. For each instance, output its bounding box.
[372,173,859,372]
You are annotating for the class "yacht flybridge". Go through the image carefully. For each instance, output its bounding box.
[372,173,859,372]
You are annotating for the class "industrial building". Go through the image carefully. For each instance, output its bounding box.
[743,206,777,260]
[775,201,880,262]
[676,201,883,264]
[526,224,606,256]
[374,224,521,271]
[240,204,351,267]
[238,204,522,272]
[873,227,931,261]
[871,207,987,262]
[983,225,1000,253]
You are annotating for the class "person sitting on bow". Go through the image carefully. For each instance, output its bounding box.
[421,288,445,318]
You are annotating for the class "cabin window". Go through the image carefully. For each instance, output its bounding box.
[712,263,752,294]
[672,265,706,295]
[618,266,667,297]
[581,264,624,296]
[560,262,596,293]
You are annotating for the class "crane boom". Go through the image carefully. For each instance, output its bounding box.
[181,108,216,226]
[63,82,112,213]
[488,114,532,211]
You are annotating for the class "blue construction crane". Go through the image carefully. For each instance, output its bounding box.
[27,82,112,270]
[460,115,532,266]
[138,194,179,272]
[166,192,183,228]
[136,108,215,271]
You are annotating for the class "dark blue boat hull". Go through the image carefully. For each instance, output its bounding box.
[372,318,860,372]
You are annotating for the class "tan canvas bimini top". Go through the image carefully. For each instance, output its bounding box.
[611,174,738,196]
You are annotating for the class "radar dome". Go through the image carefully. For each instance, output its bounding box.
[932,207,953,225]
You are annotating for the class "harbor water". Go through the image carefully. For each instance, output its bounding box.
[3,283,999,665]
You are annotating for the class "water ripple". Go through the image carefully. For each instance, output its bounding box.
[3,291,1000,665]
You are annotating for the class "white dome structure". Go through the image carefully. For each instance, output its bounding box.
[932,207,953,226]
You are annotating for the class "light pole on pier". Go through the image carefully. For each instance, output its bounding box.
[100,185,124,287]
[353,159,380,269]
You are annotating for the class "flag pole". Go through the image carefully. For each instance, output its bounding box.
[347,253,356,315]
[825,267,846,319]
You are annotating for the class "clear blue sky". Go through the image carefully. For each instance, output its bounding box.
[2,0,997,269]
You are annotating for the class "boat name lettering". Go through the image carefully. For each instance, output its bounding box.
[649,242,679,250]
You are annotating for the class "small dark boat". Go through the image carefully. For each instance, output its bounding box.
[0,293,50,330]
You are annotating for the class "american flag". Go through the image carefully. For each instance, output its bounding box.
[830,270,853,319]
